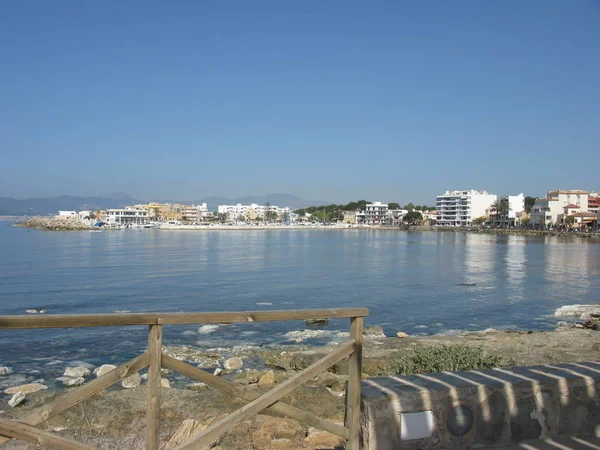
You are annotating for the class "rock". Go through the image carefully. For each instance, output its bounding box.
[233,378,255,386]
[64,366,91,378]
[161,378,171,388]
[213,368,222,377]
[4,383,48,395]
[304,426,344,448]
[258,370,275,388]
[141,374,148,381]
[305,318,329,325]
[363,325,386,338]
[556,321,568,327]
[223,357,243,371]
[95,364,117,378]
[121,373,142,389]
[0,367,12,377]
[165,416,225,450]
[186,382,207,391]
[63,377,85,387]
[8,392,26,407]
[396,332,409,338]
[555,305,600,319]
[25,309,38,314]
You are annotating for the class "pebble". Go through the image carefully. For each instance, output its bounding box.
[187,382,207,391]
[8,392,26,407]
[213,368,223,376]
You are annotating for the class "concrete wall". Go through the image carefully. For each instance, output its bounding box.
[360,361,600,449]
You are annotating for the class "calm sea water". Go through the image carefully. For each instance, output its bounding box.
[1,222,599,380]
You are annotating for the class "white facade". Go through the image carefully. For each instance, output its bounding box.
[217,204,290,220]
[105,207,149,226]
[530,190,590,227]
[365,202,388,225]
[58,211,77,218]
[436,190,497,226]
[387,209,408,225]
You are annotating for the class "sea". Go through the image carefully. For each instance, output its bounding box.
[0,222,599,386]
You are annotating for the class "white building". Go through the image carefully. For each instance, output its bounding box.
[365,202,388,225]
[57,211,77,218]
[530,190,590,227]
[436,190,497,226]
[492,193,525,226]
[217,204,290,221]
[105,207,149,226]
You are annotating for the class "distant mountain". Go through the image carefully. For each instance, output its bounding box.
[0,194,143,216]
[196,194,330,211]
[0,193,329,215]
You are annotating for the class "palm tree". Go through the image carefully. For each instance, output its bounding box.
[489,200,499,224]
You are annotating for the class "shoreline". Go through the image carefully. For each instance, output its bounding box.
[12,218,600,239]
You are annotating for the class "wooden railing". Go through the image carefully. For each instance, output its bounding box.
[0,308,368,450]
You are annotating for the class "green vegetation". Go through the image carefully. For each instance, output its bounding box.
[525,196,537,214]
[389,345,513,376]
[404,210,423,224]
[295,200,436,218]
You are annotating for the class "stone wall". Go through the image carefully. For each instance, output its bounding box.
[360,361,600,449]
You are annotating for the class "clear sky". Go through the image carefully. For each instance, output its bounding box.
[1,1,598,204]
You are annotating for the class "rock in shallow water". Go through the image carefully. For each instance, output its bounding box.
[0,367,12,377]
[4,383,48,395]
[8,392,26,407]
[258,370,275,388]
[64,366,91,378]
[363,325,386,338]
[223,357,243,371]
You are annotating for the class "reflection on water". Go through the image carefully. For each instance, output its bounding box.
[0,223,599,368]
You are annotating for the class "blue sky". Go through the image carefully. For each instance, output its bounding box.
[1,1,598,204]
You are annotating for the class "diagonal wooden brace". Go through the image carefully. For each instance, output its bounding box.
[161,354,350,439]
[0,352,149,446]
[175,340,356,450]
[0,417,97,450]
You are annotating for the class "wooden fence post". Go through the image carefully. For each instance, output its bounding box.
[147,324,163,450]
[346,316,363,450]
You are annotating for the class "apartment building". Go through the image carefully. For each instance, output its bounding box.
[436,190,497,226]
[365,202,388,225]
[530,190,590,227]
[181,203,209,222]
[105,207,149,226]
[218,204,290,221]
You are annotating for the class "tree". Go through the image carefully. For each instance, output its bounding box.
[489,200,499,222]
[404,203,415,211]
[388,202,400,210]
[217,213,228,223]
[473,216,487,226]
[404,210,423,224]
[525,196,536,214]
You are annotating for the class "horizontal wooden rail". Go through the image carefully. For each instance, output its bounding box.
[0,308,369,329]
[0,418,96,450]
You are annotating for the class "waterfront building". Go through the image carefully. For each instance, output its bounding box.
[365,202,388,225]
[57,211,77,218]
[588,192,600,215]
[436,190,497,226]
[181,203,209,222]
[105,207,149,226]
[342,210,358,224]
[387,209,408,225]
[491,193,525,226]
[530,190,590,227]
[218,204,290,221]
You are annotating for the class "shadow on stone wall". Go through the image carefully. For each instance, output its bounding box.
[360,361,600,449]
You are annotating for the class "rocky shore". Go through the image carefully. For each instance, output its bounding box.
[2,325,600,449]
[14,216,93,231]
